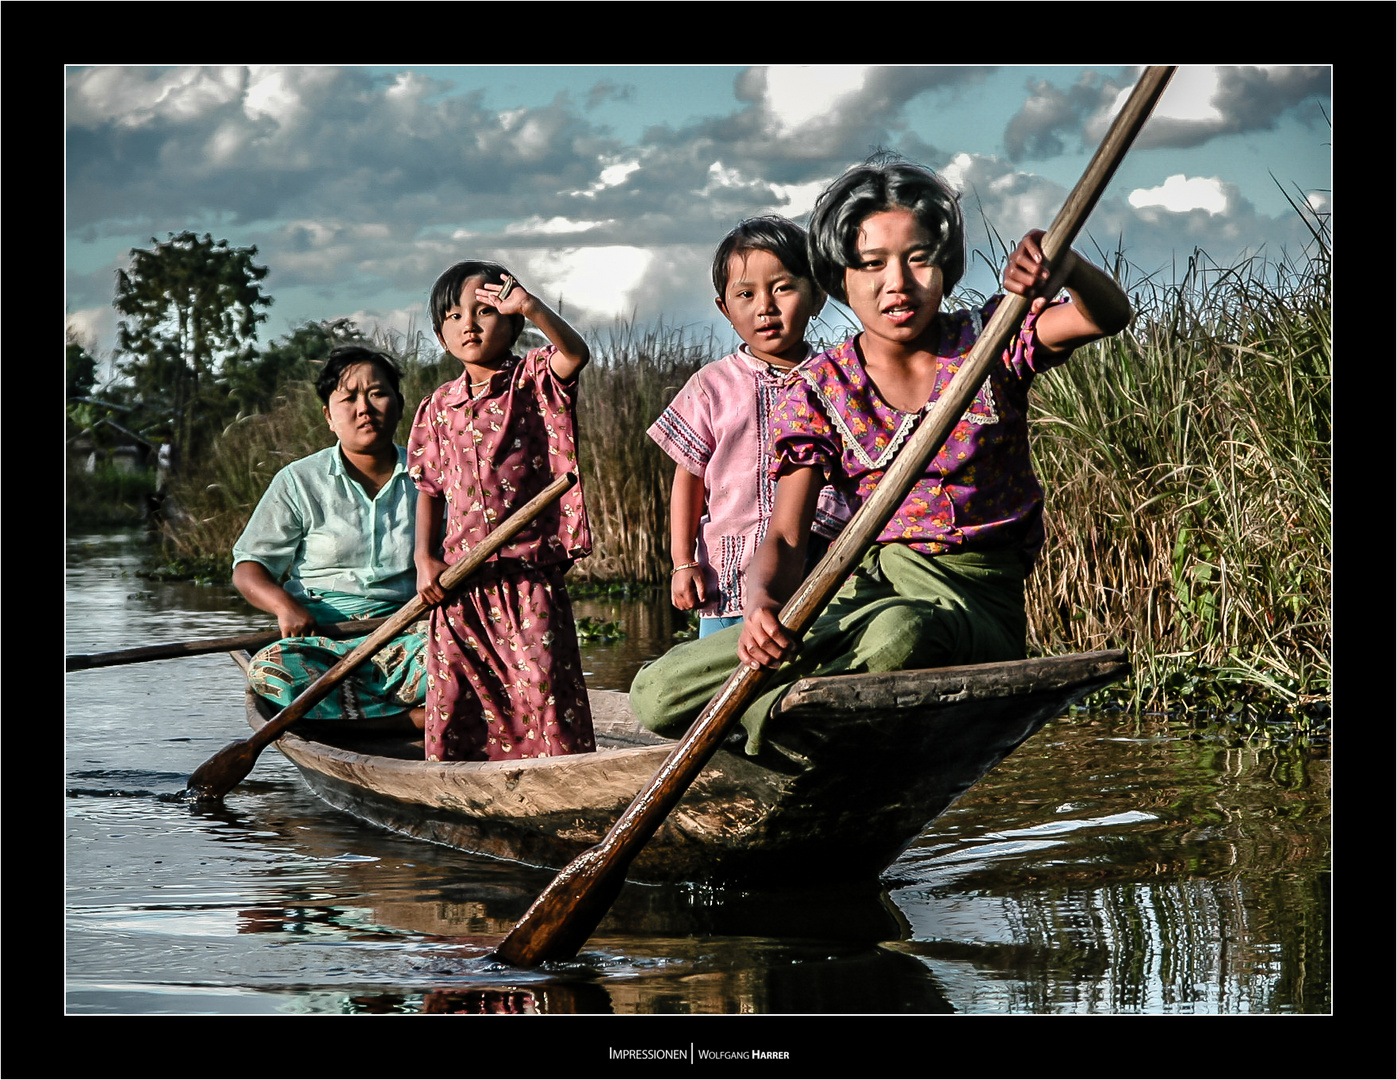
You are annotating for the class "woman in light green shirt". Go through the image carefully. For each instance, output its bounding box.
[231,345,426,726]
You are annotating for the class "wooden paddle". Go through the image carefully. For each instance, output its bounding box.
[67,618,391,672]
[184,471,578,803]
[493,66,1177,967]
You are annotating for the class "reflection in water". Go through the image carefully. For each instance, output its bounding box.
[888,713,1330,1013]
[65,531,1330,1015]
[572,588,684,690]
[892,873,1328,1014]
[421,988,541,1013]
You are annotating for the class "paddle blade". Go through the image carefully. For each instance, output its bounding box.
[492,846,627,966]
[183,738,260,803]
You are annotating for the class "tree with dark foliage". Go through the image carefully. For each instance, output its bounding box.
[115,231,273,459]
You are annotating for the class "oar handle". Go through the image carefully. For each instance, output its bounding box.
[493,67,1176,968]
[66,618,391,672]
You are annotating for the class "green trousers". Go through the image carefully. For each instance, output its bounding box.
[629,545,1027,754]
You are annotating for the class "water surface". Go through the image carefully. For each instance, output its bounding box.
[65,530,1330,1036]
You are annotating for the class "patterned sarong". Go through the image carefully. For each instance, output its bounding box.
[244,591,427,721]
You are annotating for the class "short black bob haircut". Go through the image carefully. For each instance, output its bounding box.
[315,345,405,409]
[429,260,526,348]
[711,215,819,299]
[807,156,964,306]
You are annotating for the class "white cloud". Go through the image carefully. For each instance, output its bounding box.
[1128,175,1228,215]
[505,216,613,237]
[206,121,250,166]
[939,152,975,193]
[386,71,431,104]
[262,220,399,284]
[67,308,112,353]
[1143,66,1225,123]
[244,67,301,125]
[598,161,640,187]
[516,246,655,322]
[764,66,871,132]
[704,161,744,192]
[68,66,244,128]
[339,306,431,349]
[572,159,642,199]
[766,180,828,220]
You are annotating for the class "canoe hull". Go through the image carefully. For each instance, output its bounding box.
[246,650,1129,885]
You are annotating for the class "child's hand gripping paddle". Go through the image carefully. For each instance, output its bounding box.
[184,472,578,803]
[493,66,1177,967]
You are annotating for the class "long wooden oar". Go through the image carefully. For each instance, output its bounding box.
[184,471,578,802]
[494,66,1176,967]
[67,618,391,673]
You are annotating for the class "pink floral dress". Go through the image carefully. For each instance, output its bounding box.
[407,346,595,762]
[771,297,1068,568]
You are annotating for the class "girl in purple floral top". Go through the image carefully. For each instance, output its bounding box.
[631,158,1130,754]
[409,261,595,762]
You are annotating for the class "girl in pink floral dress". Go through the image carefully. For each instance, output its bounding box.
[409,261,595,762]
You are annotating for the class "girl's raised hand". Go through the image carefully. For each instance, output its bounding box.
[477,275,529,318]
[1004,229,1076,313]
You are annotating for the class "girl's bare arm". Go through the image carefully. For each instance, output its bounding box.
[669,465,708,611]
[1003,230,1132,354]
[480,277,591,381]
[414,492,449,606]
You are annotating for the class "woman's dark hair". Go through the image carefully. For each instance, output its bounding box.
[807,157,964,304]
[429,260,526,347]
[711,215,818,298]
[315,345,404,409]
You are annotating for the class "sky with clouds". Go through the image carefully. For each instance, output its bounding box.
[65,64,1331,374]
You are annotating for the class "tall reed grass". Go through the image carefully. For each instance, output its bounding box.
[572,320,714,582]
[1025,230,1330,711]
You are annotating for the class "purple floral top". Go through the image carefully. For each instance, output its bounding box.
[770,297,1068,566]
[407,346,590,568]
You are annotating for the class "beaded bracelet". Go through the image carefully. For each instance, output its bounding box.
[671,562,700,575]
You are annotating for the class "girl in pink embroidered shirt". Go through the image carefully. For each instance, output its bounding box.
[409,261,595,762]
[630,157,1130,754]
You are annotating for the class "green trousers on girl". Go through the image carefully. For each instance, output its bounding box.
[629,544,1028,755]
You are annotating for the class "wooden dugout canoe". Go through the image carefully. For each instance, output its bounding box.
[236,649,1129,885]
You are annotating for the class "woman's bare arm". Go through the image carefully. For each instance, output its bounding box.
[232,560,316,638]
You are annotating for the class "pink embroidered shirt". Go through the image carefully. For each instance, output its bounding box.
[649,346,852,618]
[770,298,1067,566]
[407,346,590,567]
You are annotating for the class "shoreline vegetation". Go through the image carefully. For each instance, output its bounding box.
[67,225,1330,732]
